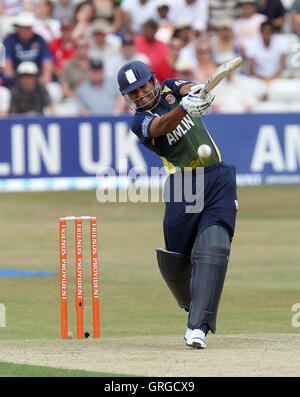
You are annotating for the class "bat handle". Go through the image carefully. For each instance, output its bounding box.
[200,89,208,99]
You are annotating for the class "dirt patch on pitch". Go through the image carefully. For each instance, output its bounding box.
[0,334,299,377]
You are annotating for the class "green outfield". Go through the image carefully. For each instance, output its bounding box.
[0,186,299,377]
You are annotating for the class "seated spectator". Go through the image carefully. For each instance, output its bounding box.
[49,18,76,78]
[9,61,54,115]
[175,20,197,66]
[52,0,75,23]
[72,1,96,40]
[0,85,11,116]
[88,18,121,62]
[59,36,90,98]
[233,0,267,56]
[33,0,61,42]
[208,0,238,32]
[121,0,158,34]
[258,0,286,32]
[92,0,122,33]
[106,33,149,78]
[169,0,209,35]
[174,58,197,81]
[134,19,173,83]
[155,0,175,43]
[246,21,288,80]
[194,40,218,83]
[210,18,240,65]
[3,12,53,84]
[76,58,119,115]
[291,0,300,36]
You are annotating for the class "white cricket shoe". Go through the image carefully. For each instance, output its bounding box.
[186,329,206,349]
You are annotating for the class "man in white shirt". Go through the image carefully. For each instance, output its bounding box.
[246,21,288,79]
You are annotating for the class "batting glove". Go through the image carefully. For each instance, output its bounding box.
[180,84,215,117]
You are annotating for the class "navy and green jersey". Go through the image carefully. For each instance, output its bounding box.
[131,78,221,173]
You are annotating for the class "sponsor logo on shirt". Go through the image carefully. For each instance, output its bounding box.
[166,114,195,145]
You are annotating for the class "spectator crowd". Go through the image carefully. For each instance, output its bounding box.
[0,0,299,116]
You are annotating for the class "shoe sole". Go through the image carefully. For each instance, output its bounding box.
[186,340,206,349]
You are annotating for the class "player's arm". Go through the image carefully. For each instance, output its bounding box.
[150,104,187,138]
[150,83,212,138]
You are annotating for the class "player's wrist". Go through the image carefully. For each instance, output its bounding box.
[179,100,187,113]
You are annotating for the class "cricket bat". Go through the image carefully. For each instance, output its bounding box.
[199,57,243,99]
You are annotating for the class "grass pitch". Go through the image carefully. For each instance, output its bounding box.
[0,186,299,376]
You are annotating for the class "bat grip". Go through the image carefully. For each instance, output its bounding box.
[200,89,208,99]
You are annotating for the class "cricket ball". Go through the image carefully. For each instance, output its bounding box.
[198,144,211,159]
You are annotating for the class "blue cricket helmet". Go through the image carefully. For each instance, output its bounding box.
[117,61,155,95]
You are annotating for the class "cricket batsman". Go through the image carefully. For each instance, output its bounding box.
[117,61,238,349]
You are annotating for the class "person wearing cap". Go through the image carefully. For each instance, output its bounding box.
[232,0,267,56]
[210,18,240,65]
[169,0,209,34]
[76,58,119,115]
[117,60,237,350]
[49,18,76,78]
[88,18,121,63]
[59,35,90,98]
[134,19,172,84]
[33,0,61,42]
[174,58,197,81]
[3,12,53,84]
[121,0,158,34]
[9,61,54,115]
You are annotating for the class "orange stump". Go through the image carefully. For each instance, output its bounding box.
[75,218,84,339]
[59,218,68,339]
[60,216,100,339]
[90,217,100,338]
